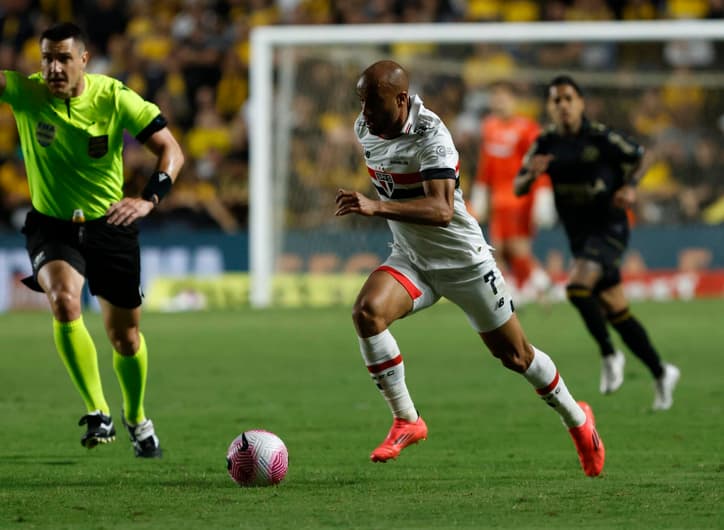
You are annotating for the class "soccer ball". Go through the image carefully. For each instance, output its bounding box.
[226,430,289,487]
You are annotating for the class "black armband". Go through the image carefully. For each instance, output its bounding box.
[141,171,173,205]
[421,167,456,180]
[136,114,168,144]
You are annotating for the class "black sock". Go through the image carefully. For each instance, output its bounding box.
[566,284,615,357]
[608,309,664,378]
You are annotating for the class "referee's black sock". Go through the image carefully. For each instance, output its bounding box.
[608,309,664,378]
[566,284,616,357]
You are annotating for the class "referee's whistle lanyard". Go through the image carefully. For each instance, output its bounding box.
[72,211,86,244]
[76,225,85,245]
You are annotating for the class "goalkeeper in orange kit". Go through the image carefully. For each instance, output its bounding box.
[471,81,554,304]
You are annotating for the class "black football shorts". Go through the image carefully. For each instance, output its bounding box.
[22,209,142,309]
[571,231,628,292]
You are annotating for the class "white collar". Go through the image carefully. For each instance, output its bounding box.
[401,94,423,134]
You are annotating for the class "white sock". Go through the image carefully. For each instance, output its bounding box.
[358,330,417,421]
[523,346,586,428]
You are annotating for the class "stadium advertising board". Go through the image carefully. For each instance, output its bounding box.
[0,226,721,311]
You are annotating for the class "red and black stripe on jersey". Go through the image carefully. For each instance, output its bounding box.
[367,166,459,200]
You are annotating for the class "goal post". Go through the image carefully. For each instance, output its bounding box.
[249,20,724,308]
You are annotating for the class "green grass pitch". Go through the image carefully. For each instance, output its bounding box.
[1,299,722,529]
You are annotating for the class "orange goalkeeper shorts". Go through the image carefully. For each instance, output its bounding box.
[489,205,534,242]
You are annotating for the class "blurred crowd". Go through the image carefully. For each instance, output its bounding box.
[0,0,722,234]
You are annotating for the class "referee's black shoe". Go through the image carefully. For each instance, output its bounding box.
[122,414,162,458]
[79,411,116,448]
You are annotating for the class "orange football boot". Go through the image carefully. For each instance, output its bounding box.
[568,401,605,477]
[370,416,428,462]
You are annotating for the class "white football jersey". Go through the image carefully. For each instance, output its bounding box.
[355,95,492,269]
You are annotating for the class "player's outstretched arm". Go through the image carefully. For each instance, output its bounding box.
[514,154,553,196]
[513,168,535,197]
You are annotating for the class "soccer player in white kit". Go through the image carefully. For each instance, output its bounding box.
[335,60,605,477]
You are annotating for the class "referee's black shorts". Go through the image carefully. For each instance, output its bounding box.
[22,209,142,309]
[570,228,629,293]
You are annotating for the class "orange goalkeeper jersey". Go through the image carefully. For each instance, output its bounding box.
[475,114,548,209]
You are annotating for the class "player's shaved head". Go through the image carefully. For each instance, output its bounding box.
[356,60,410,138]
[360,60,409,95]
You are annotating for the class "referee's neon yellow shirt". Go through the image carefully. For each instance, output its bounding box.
[1,71,160,220]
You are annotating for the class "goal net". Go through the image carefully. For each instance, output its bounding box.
[249,21,724,307]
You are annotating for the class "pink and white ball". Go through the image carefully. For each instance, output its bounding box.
[226,430,289,487]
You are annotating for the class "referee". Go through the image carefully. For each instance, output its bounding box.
[515,75,679,411]
[0,22,184,456]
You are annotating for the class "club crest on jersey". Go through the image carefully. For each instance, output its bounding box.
[374,171,395,197]
[88,135,109,158]
[36,122,55,147]
[582,145,600,162]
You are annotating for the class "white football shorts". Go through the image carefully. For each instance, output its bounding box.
[378,251,515,333]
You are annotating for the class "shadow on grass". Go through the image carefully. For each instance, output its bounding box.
[0,454,79,465]
[3,476,234,489]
